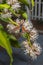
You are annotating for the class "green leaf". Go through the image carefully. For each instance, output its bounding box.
[9,34,17,41]
[0,4,20,17]
[0,4,10,9]
[22,12,28,19]
[0,28,13,65]
[0,24,4,30]
[18,0,29,7]
[18,10,28,19]
[9,34,21,48]
[31,0,34,7]
[8,18,19,26]
[0,17,18,26]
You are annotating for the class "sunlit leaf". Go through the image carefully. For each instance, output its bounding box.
[0,25,13,65]
[8,18,19,26]
[22,12,28,19]
[31,0,34,7]
[0,17,18,26]
[0,4,10,9]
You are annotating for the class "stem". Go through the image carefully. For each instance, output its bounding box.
[10,56,13,65]
[8,18,19,26]
[27,34,32,47]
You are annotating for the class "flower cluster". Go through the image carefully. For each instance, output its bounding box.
[0,0,21,19]
[1,12,12,18]
[20,40,42,60]
[7,19,42,60]
[7,0,21,11]
[0,0,42,60]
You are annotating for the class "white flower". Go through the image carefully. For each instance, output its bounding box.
[7,0,18,5]
[20,38,42,60]
[29,42,42,60]
[33,42,42,55]
[7,23,20,34]
[22,40,29,48]
[22,41,36,60]
[7,23,15,33]
[30,28,38,41]
[12,0,18,3]
[11,3,21,10]
[14,29,20,34]
[23,20,33,32]
[21,40,31,54]
[30,49,37,60]
[24,49,30,55]
[7,24,15,30]
[21,40,28,48]
[16,19,20,24]
[21,40,37,60]
[3,8,8,13]
[6,0,12,5]
[1,12,12,18]
[16,19,24,25]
